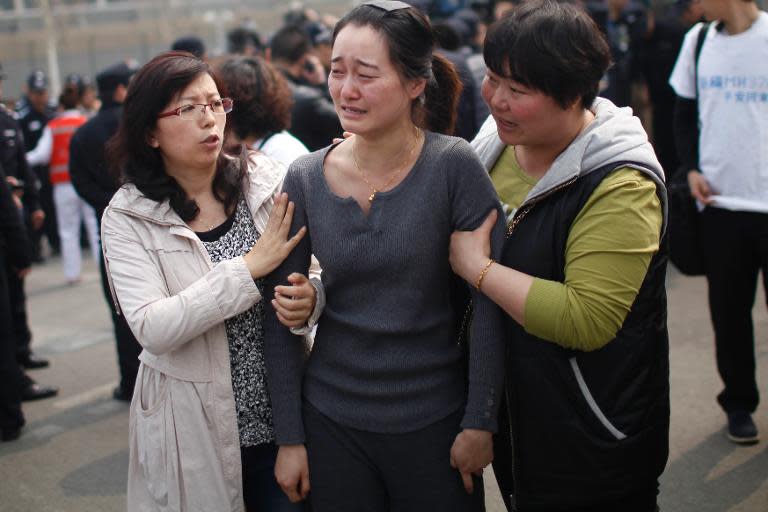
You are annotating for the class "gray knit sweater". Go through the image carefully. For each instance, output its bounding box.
[264,131,506,445]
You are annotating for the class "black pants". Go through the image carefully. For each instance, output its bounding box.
[98,249,141,395]
[32,165,58,253]
[0,253,24,432]
[702,207,768,414]
[303,402,484,512]
[241,443,305,512]
[4,263,32,363]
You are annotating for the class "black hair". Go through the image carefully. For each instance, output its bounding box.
[269,25,311,64]
[483,0,611,109]
[227,27,264,55]
[332,3,462,134]
[106,51,245,222]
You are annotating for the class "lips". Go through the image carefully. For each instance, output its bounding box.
[341,105,367,115]
[201,134,220,144]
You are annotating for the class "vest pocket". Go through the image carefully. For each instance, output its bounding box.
[569,357,627,441]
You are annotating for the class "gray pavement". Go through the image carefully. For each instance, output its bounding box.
[1,253,766,511]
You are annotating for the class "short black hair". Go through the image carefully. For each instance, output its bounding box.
[269,25,311,64]
[484,0,611,109]
[171,36,206,59]
[227,27,264,55]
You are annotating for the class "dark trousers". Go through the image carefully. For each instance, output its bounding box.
[5,265,32,363]
[32,165,58,253]
[702,207,768,414]
[98,249,141,395]
[241,442,304,512]
[0,253,24,432]
[303,402,484,512]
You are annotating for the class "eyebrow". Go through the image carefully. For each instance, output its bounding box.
[330,57,380,70]
[178,93,220,102]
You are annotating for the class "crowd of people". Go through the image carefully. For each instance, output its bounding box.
[0,0,766,511]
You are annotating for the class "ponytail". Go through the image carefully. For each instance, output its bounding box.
[418,53,462,135]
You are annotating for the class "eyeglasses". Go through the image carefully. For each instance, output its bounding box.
[158,98,233,120]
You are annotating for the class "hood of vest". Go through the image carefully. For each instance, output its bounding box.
[473,97,668,231]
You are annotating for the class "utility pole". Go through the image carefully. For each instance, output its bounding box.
[40,0,61,98]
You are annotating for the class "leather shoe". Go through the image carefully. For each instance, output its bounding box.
[20,353,50,370]
[21,382,59,402]
[1,427,22,442]
[727,412,759,445]
[112,386,133,402]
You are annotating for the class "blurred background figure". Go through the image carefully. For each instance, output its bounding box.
[267,24,341,151]
[26,80,99,284]
[227,26,265,56]
[16,69,58,262]
[171,35,207,60]
[0,64,52,378]
[639,0,704,176]
[69,60,140,402]
[217,55,308,167]
[587,0,649,108]
[0,167,31,442]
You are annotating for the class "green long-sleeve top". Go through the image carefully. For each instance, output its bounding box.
[490,146,663,352]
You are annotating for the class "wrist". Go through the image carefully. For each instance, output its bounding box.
[474,259,495,291]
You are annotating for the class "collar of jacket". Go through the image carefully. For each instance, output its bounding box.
[109,153,286,231]
[472,97,667,227]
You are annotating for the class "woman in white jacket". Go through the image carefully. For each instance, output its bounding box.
[101,51,323,511]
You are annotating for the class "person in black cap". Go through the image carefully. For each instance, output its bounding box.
[0,64,51,374]
[70,59,141,402]
[171,36,207,60]
[17,69,58,259]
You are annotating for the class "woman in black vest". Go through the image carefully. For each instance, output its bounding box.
[451,1,670,511]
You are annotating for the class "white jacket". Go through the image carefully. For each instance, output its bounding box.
[101,154,322,511]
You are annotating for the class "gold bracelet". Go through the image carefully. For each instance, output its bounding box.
[475,259,495,291]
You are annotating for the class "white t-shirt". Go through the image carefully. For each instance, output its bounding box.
[669,13,768,213]
[250,131,309,169]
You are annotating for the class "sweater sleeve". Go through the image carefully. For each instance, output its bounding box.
[263,162,313,445]
[524,169,662,351]
[446,140,507,433]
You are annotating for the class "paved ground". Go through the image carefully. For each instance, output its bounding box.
[0,253,766,511]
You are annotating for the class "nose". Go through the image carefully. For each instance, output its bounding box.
[199,104,216,126]
[489,86,509,113]
[340,75,360,100]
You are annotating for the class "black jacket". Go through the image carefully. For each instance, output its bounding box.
[282,72,342,152]
[499,163,669,511]
[0,106,40,212]
[0,164,31,270]
[69,102,122,220]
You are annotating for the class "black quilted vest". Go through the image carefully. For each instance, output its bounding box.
[500,162,670,511]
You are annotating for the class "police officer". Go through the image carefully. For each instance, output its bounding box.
[70,60,140,402]
[0,63,52,373]
[0,163,29,442]
[16,69,58,259]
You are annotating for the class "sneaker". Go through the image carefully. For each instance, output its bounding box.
[727,412,759,445]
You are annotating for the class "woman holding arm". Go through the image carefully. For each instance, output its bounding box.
[101,52,321,511]
[263,2,507,510]
[452,2,670,511]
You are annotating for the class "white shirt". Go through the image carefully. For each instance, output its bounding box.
[250,130,309,169]
[25,109,83,167]
[669,13,768,213]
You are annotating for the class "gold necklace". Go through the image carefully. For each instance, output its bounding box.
[352,128,422,203]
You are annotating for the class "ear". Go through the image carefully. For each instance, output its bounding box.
[407,77,427,101]
[146,130,160,148]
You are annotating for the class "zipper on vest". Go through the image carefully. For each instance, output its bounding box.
[505,177,579,237]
